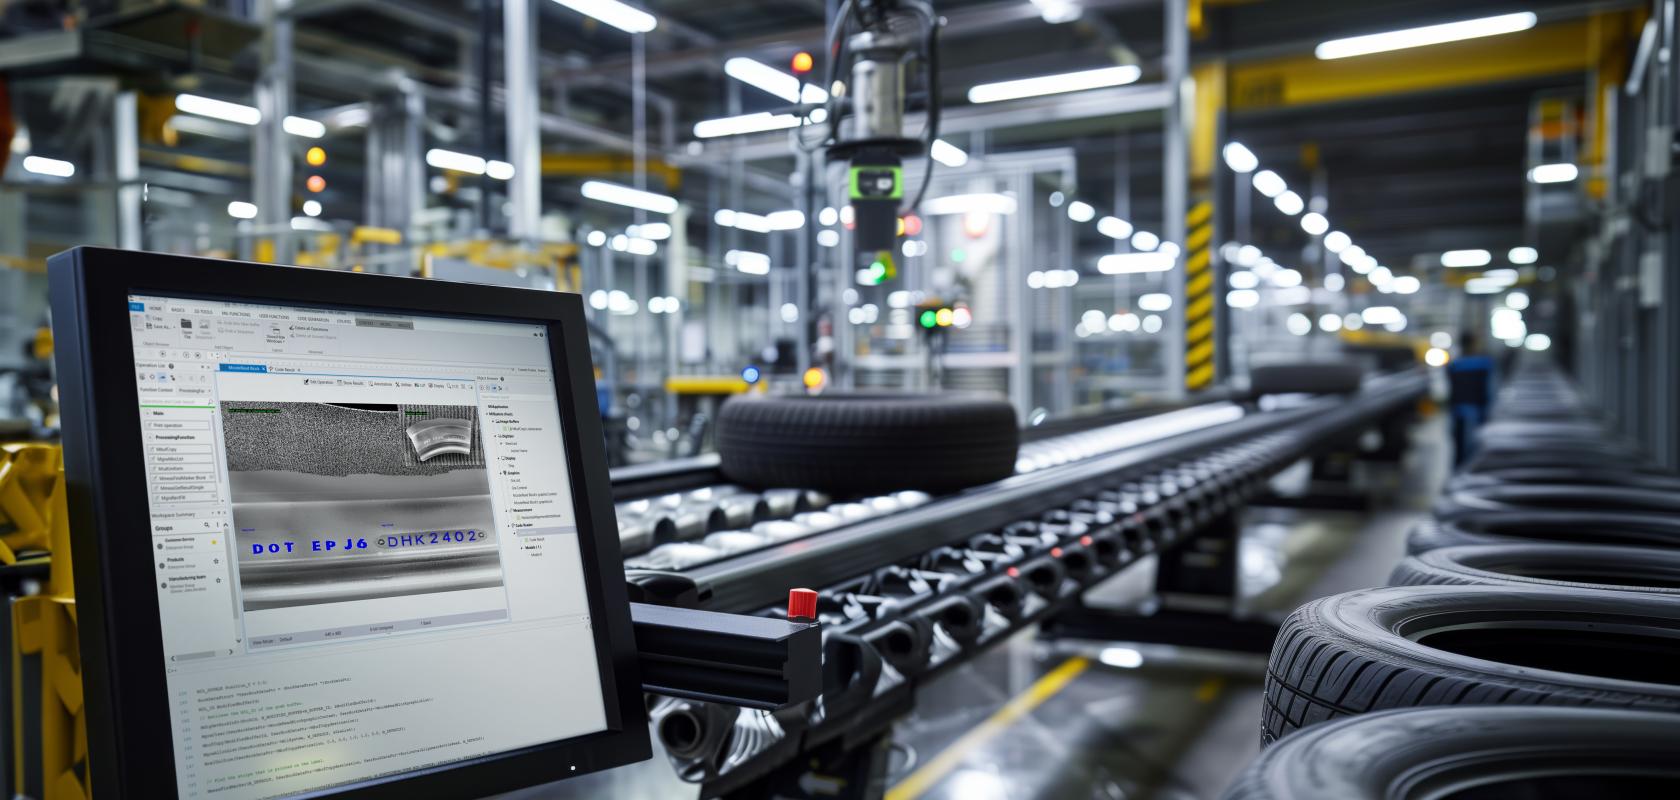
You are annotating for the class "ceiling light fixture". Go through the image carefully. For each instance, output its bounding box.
[1527,163,1578,184]
[1441,248,1492,268]
[929,139,969,168]
[1315,12,1537,60]
[1096,216,1133,240]
[920,193,1017,216]
[967,65,1142,104]
[692,110,822,138]
[1222,142,1259,173]
[282,116,326,138]
[21,155,74,178]
[581,180,679,214]
[175,94,261,125]
[1251,170,1287,198]
[1098,253,1174,274]
[724,57,827,104]
[549,0,657,34]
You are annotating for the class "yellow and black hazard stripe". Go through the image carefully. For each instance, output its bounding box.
[1184,199,1216,391]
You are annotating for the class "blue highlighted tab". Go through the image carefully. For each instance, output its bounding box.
[128,302,144,312]
[219,364,268,373]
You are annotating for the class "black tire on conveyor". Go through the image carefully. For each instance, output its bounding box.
[1262,586,1680,745]
[1390,543,1680,595]
[1247,361,1363,396]
[1407,511,1680,554]
[1227,706,1680,800]
[715,393,1019,495]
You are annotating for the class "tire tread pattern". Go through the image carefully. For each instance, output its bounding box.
[1260,593,1677,745]
[716,393,1020,494]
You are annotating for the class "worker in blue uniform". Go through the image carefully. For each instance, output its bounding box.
[1447,330,1496,466]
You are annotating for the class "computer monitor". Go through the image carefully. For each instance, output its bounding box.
[48,248,647,799]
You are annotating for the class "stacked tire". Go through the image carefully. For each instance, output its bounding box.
[1229,362,1680,798]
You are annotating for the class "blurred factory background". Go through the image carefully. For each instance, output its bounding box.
[4,0,1669,467]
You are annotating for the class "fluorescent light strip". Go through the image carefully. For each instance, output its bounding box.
[1222,142,1258,173]
[921,193,1018,216]
[715,209,803,232]
[766,210,805,230]
[628,222,672,240]
[282,116,326,138]
[1441,249,1492,268]
[727,249,771,275]
[929,139,969,168]
[550,0,657,34]
[1096,216,1133,240]
[967,65,1142,104]
[21,156,74,178]
[694,111,802,139]
[426,148,486,174]
[176,95,340,140]
[1361,305,1403,325]
[724,57,827,104]
[1251,169,1287,198]
[1098,252,1175,274]
[1528,163,1578,184]
[581,180,678,214]
[175,94,261,125]
[1030,0,1082,24]
[1315,12,1537,60]
[423,147,514,178]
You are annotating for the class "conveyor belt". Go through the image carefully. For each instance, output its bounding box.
[612,403,1248,580]
[609,371,1427,795]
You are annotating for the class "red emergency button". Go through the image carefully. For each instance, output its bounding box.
[788,588,819,621]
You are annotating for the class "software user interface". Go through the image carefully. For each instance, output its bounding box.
[128,294,606,798]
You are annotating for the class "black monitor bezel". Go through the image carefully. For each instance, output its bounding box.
[48,247,648,799]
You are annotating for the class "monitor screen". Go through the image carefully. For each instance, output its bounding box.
[126,293,607,799]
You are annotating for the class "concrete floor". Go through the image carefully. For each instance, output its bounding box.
[881,416,1448,800]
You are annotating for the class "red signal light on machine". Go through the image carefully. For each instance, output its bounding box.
[791,51,815,75]
[901,213,923,236]
[306,175,326,193]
